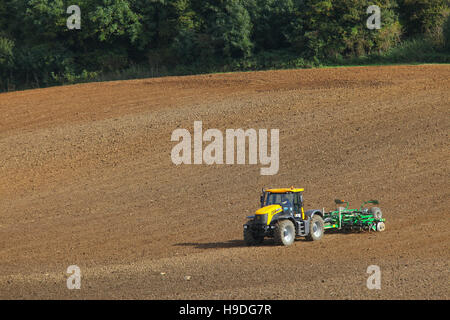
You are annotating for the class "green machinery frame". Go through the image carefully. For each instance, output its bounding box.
[323,199,386,232]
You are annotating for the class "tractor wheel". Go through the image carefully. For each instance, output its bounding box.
[243,229,264,246]
[306,215,324,241]
[369,207,383,219]
[274,220,295,246]
[376,222,386,232]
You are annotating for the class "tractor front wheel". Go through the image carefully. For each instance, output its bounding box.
[244,228,264,246]
[306,215,324,241]
[274,220,296,246]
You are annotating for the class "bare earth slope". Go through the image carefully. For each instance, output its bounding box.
[0,65,449,299]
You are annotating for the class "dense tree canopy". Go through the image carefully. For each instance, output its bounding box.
[0,0,448,91]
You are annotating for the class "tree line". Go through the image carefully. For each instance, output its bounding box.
[0,0,449,92]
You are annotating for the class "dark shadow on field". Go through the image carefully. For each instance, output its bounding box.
[175,237,311,249]
[174,240,247,249]
[324,229,376,236]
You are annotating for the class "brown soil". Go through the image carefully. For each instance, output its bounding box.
[0,65,449,299]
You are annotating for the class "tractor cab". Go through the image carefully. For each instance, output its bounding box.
[261,187,304,218]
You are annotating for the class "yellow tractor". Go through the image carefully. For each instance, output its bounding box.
[243,187,324,246]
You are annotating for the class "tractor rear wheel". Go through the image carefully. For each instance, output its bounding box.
[369,207,382,219]
[306,215,324,241]
[244,229,264,246]
[274,220,295,246]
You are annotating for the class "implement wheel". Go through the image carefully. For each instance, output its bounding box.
[369,207,383,219]
[376,222,386,232]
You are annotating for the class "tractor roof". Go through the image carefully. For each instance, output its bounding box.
[266,187,304,193]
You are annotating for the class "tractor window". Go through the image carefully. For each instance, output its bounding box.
[266,193,294,206]
[294,193,303,213]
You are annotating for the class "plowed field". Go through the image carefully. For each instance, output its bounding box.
[0,65,449,299]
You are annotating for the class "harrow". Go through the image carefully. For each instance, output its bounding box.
[323,199,386,232]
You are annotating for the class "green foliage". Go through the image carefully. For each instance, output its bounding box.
[244,0,296,51]
[172,0,253,64]
[398,0,449,36]
[25,0,66,41]
[444,14,450,51]
[0,37,14,66]
[215,0,253,59]
[90,0,141,43]
[288,0,401,59]
[0,37,15,90]
[0,0,449,92]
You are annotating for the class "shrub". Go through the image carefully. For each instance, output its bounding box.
[397,0,449,36]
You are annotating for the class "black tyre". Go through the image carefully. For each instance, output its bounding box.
[369,207,382,219]
[243,228,264,246]
[273,220,296,246]
[305,215,324,241]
